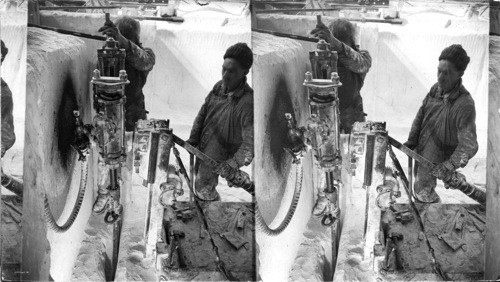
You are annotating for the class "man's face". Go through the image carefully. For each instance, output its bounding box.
[437,60,462,93]
[222,58,248,92]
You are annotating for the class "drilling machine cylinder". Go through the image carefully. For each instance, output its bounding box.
[91,29,129,223]
[92,70,128,165]
[303,72,342,194]
[307,20,343,195]
[68,29,128,223]
[283,30,343,226]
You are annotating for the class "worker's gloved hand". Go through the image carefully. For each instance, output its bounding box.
[444,171,465,189]
[403,140,417,150]
[431,160,455,182]
[310,22,334,45]
[214,161,234,179]
[98,17,116,31]
[99,24,130,50]
[227,170,254,196]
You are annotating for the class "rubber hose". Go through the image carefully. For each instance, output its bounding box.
[255,162,303,236]
[44,159,89,233]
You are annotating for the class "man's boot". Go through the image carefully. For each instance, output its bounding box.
[93,190,110,214]
[414,190,441,204]
[313,192,331,216]
[196,186,221,201]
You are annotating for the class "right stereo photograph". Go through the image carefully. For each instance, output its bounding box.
[251,0,492,281]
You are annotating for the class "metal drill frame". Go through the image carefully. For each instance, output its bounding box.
[98,37,126,77]
[303,71,342,170]
[91,69,129,167]
[309,39,339,79]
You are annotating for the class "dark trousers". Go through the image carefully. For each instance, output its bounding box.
[194,159,220,201]
[413,140,445,203]
[340,104,366,134]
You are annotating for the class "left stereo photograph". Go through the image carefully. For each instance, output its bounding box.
[1,1,28,281]
[2,1,255,281]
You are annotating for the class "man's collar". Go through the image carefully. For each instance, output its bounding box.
[221,77,247,99]
[437,79,463,102]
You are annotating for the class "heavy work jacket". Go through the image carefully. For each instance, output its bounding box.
[123,41,155,131]
[188,78,254,169]
[336,42,372,132]
[1,78,15,157]
[407,81,478,168]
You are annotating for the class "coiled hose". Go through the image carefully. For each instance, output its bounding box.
[44,159,89,233]
[255,162,303,236]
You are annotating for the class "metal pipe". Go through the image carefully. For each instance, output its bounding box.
[325,1,388,8]
[408,156,413,195]
[109,1,171,5]
[252,28,318,42]
[255,10,404,24]
[28,23,106,41]
[132,16,184,22]
[255,8,342,13]
[38,0,86,4]
[406,0,486,4]
[1,172,23,197]
[39,5,122,10]
[189,154,195,202]
[253,1,306,5]
[109,169,118,190]
[253,1,388,9]
[363,134,375,187]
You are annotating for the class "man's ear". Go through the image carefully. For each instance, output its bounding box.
[244,69,249,76]
[459,70,464,77]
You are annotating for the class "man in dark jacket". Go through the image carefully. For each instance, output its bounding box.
[93,17,156,213]
[404,44,478,203]
[1,40,15,158]
[187,43,254,201]
[311,19,372,133]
